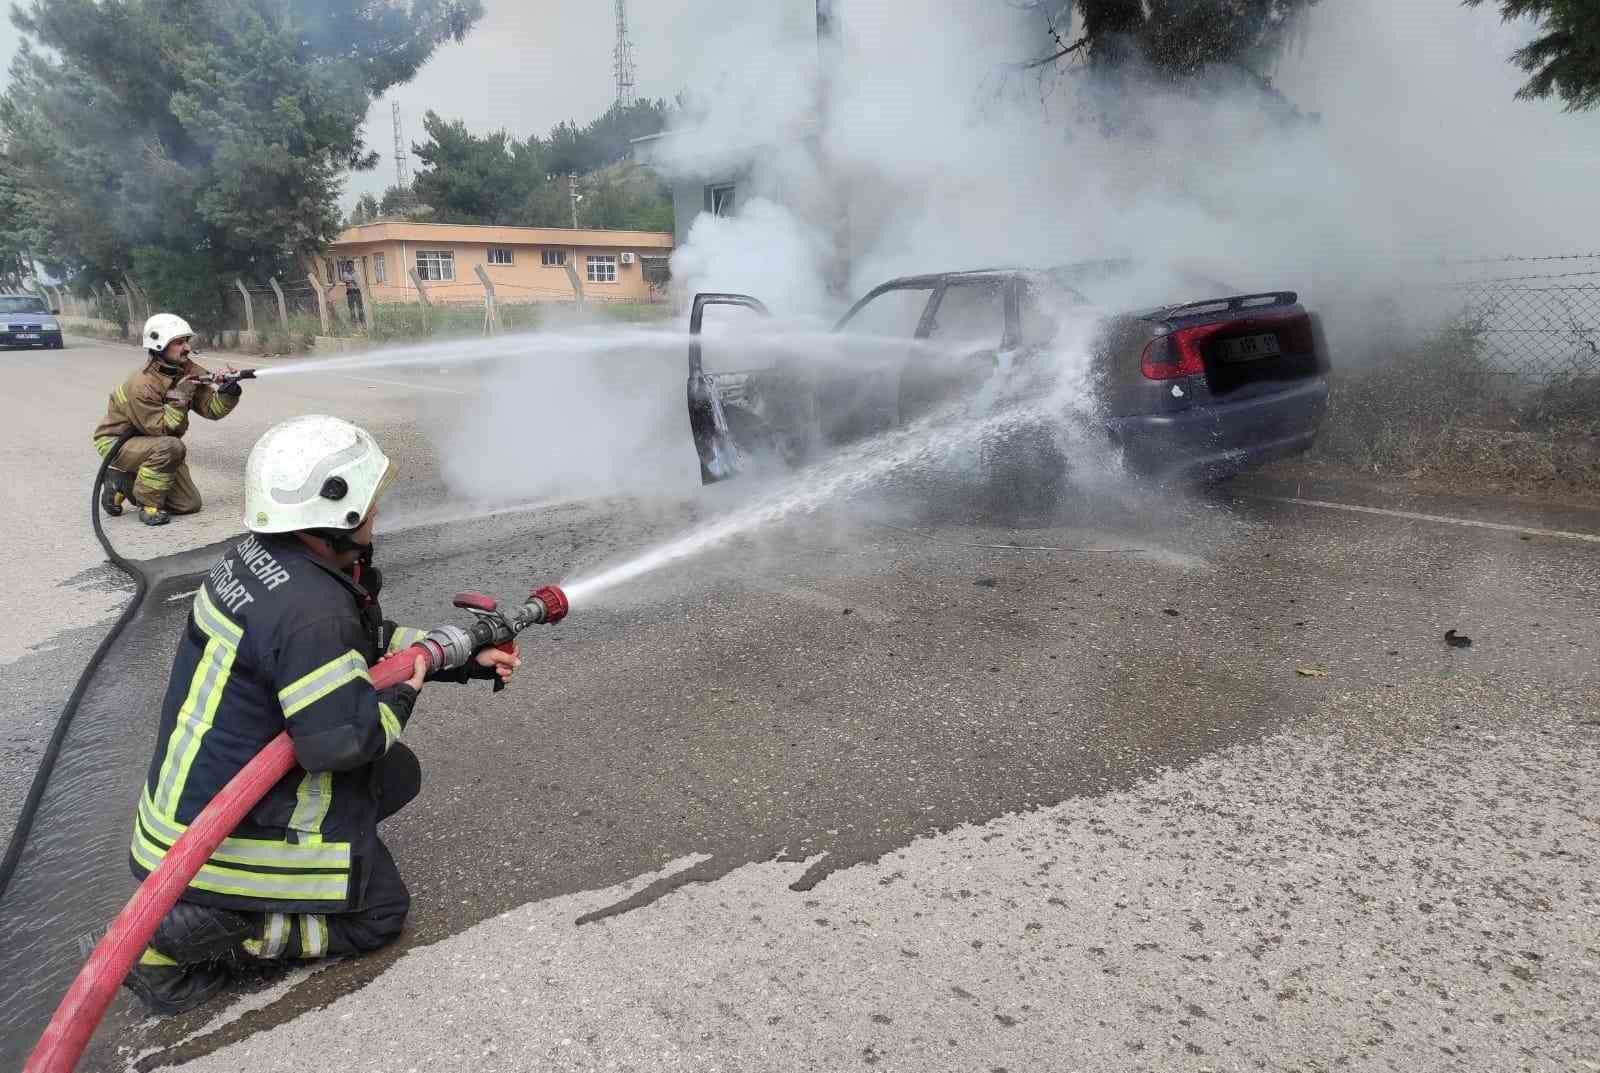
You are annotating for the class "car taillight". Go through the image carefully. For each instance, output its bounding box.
[1140,323,1224,381]
[1140,312,1314,381]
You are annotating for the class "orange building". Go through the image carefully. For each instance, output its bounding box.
[324,221,672,305]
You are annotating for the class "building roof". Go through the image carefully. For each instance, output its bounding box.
[332,221,673,249]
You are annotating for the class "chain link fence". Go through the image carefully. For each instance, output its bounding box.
[1436,255,1600,385]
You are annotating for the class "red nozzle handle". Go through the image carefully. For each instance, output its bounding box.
[453,592,499,613]
[532,585,569,624]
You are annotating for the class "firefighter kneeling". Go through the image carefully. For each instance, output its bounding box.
[93,313,243,526]
[122,415,520,1014]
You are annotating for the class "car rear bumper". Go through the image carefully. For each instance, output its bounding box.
[0,329,63,348]
[1109,376,1330,479]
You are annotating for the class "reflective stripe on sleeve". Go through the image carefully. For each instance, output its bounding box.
[277,650,371,718]
[378,702,402,751]
[162,404,184,430]
[386,626,428,654]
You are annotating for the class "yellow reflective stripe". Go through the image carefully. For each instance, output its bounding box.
[139,947,178,968]
[242,913,289,960]
[208,395,231,418]
[386,626,427,654]
[136,465,173,490]
[137,789,348,869]
[192,585,243,647]
[288,771,333,845]
[113,385,128,405]
[299,915,328,958]
[378,702,402,751]
[277,650,370,718]
[94,436,117,457]
[151,636,235,817]
[161,404,184,430]
[130,828,349,902]
[263,913,290,958]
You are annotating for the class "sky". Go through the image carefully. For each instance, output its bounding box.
[0,1,814,205]
[346,0,815,204]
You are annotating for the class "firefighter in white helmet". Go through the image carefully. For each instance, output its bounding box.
[122,415,521,1013]
[91,312,245,525]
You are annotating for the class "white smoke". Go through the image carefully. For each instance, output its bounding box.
[435,0,1599,507]
[661,0,1600,324]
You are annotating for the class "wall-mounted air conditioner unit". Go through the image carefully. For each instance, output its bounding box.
[620,252,636,265]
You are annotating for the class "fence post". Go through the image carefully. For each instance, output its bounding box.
[357,257,375,334]
[408,268,432,307]
[563,261,585,309]
[46,284,64,314]
[268,277,290,337]
[234,277,256,338]
[111,281,135,328]
[122,273,147,323]
[308,274,331,335]
[473,264,502,335]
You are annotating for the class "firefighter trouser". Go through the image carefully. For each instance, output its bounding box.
[238,744,420,960]
[104,435,202,514]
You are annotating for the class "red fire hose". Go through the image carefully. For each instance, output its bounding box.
[25,585,569,1073]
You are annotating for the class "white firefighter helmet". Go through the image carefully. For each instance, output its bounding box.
[143,312,194,355]
[243,416,395,534]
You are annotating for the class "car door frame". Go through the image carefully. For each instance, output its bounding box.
[686,292,772,484]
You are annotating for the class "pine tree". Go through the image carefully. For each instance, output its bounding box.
[1464,0,1600,111]
[1,1,483,316]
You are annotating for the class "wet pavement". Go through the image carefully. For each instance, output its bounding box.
[3,472,1597,1071]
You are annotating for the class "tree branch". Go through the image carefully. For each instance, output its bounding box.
[1020,34,1090,70]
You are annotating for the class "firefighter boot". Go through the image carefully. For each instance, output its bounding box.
[122,949,230,1016]
[148,902,256,965]
[137,504,172,526]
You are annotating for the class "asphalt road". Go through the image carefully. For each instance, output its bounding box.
[2,337,1597,1072]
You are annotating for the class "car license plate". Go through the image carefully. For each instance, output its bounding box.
[15,333,40,340]
[1217,333,1281,363]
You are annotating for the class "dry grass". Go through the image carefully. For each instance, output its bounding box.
[1303,320,1600,497]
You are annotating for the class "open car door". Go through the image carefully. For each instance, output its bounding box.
[687,292,778,485]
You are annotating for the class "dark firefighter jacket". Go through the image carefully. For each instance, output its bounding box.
[93,357,239,457]
[129,533,445,914]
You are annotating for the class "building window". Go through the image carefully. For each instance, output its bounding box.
[542,249,567,267]
[709,184,735,217]
[488,247,514,266]
[373,253,387,283]
[586,255,617,284]
[416,250,455,282]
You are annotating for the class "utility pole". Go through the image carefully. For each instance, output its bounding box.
[569,173,581,229]
[613,0,638,106]
[391,100,412,210]
[816,0,849,298]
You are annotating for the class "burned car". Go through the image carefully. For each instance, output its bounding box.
[686,263,1329,488]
